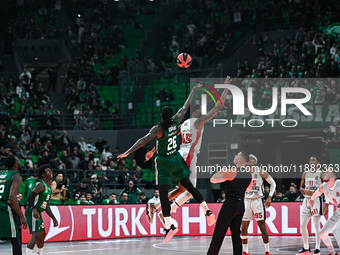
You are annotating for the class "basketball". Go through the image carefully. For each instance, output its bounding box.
[176,53,192,68]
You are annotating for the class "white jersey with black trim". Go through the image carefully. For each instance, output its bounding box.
[324,180,340,206]
[304,170,322,199]
[179,118,204,154]
[245,166,264,199]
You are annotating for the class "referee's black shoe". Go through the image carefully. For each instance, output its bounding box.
[163,224,178,244]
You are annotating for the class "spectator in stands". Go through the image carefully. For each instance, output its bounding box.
[25,154,34,169]
[119,180,141,204]
[60,150,72,169]
[73,179,90,199]
[79,156,90,170]
[86,192,95,205]
[70,136,79,151]
[323,127,335,149]
[119,193,129,204]
[19,69,32,86]
[131,165,143,184]
[216,191,226,203]
[102,193,118,204]
[50,173,67,205]
[330,120,339,135]
[50,153,65,170]
[19,130,31,145]
[286,186,299,202]
[102,146,112,161]
[77,77,86,90]
[69,152,80,169]
[38,151,50,167]
[137,192,150,204]
[18,87,29,103]
[157,87,167,102]
[90,174,103,201]
[61,131,71,150]
[95,137,107,153]
[74,193,88,205]
[78,137,88,153]
[19,144,30,159]
[272,190,287,202]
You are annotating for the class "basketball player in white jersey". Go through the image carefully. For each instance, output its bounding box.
[145,77,232,224]
[241,154,276,255]
[297,155,329,255]
[310,169,339,255]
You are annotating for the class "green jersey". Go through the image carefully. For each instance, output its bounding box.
[156,119,179,156]
[22,177,37,206]
[34,180,51,213]
[0,170,18,201]
[102,198,116,204]
[74,200,89,205]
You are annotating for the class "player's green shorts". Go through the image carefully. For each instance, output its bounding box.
[25,207,45,233]
[0,201,18,238]
[155,151,191,185]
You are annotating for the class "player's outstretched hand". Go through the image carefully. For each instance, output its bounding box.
[265,197,272,208]
[145,150,155,161]
[53,219,59,227]
[20,216,27,230]
[117,153,129,161]
[224,76,232,84]
[309,199,314,207]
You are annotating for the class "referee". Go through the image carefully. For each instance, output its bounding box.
[207,151,252,255]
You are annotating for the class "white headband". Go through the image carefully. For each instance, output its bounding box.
[249,154,258,162]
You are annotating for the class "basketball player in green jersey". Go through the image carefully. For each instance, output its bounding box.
[22,176,37,206]
[0,155,28,255]
[118,84,216,244]
[25,165,58,255]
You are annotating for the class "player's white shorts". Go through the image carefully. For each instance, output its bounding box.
[242,197,266,221]
[179,148,197,187]
[301,196,322,217]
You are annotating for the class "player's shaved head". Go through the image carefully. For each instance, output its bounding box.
[321,168,338,181]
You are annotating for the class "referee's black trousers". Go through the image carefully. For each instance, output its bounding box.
[207,198,244,255]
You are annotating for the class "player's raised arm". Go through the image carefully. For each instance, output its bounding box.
[173,83,202,123]
[210,167,237,183]
[118,125,162,160]
[9,173,27,229]
[195,76,231,130]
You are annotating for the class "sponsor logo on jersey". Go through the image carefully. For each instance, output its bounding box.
[315,176,318,180]
[337,192,340,197]
[168,126,176,132]
[254,174,257,178]
[0,174,7,178]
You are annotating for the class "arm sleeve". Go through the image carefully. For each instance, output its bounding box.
[265,175,276,197]
[27,191,38,209]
